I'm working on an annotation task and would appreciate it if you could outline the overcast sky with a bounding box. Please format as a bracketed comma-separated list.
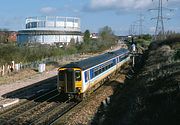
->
[0, 0, 179, 35]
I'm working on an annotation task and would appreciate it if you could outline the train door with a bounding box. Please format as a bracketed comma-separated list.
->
[84, 70, 90, 91]
[65, 69, 75, 93]
[85, 70, 90, 83]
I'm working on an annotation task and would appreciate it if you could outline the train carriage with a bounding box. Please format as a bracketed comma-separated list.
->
[57, 48, 130, 99]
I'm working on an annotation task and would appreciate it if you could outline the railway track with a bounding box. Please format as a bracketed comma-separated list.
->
[0, 74, 81, 125]
[0, 87, 79, 125]
[50, 63, 132, 124]
[0, 65, 131, 125]
[31, 100, 79, 125]
[3, 77, 57, 99]
[0, 89, 61, 124]
[0, 78, 57, 113]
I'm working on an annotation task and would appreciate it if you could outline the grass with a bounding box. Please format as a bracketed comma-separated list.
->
[0, 69, 37, 85]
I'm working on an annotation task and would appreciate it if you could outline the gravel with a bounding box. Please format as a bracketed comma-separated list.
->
[54, 72, 128, 125]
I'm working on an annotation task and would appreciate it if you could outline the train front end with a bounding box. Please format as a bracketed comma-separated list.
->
[57, 68, 82, 97]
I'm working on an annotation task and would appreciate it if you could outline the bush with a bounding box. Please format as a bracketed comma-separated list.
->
[174, 49, 180, 61]
[0, 44, 21, 65]
[0, 44, 67, 65]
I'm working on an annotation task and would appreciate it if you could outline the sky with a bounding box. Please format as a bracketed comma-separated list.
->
[0, 0, 179, 35]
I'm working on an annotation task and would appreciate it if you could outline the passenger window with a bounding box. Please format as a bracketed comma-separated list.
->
[75, 70, 81, 81]
[95, 71, 98, 76]
[102, 67, 105, 72]
[106, 66, 108, 70]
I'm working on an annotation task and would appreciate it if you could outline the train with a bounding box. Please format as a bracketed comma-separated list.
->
[57, 48, 130, 99]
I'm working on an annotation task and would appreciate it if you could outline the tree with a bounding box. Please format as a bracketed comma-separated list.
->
[70, 38, 76, 45]
[99, 26, 113, 40]
[0, 29, 10, 43]
[83, 30, 90, 43]
[98, 26, 117, 46]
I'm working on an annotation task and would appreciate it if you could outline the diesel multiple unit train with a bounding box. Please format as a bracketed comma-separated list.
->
[57, 48, 130, 99]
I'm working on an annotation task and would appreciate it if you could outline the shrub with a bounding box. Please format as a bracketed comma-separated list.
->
[174, 49, 180, 61]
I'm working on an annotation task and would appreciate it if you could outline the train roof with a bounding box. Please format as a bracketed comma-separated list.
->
[61, 48, 129, 70]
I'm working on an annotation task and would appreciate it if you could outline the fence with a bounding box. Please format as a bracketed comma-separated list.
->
[0, 53, 82, 77]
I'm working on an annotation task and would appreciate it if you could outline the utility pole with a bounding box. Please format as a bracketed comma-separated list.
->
[150, 0, 171, 40]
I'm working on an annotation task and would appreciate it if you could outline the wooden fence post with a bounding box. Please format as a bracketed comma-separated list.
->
[2, 65, 5, 76]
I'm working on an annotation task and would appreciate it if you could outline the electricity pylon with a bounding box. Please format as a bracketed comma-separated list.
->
[150, 0, 172, 40]
[129, 23, 138, 36]
[138, 13, 144, 36]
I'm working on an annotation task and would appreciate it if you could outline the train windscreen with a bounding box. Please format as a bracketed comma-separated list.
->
[75, 70, 81, 81]
[59, 70, 65, 81]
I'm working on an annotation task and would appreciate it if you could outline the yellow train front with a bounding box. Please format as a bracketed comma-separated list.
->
[57, 48, 130, 100]
[57, 67, 82, 98]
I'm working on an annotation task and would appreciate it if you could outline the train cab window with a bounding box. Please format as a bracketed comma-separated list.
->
[59, 70, 65, 81]
[75, 70, 81, 81]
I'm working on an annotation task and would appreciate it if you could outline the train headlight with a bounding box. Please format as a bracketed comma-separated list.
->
[76, 87, 81, 94]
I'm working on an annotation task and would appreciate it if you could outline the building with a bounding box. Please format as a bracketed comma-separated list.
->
[17, 16, 83, 45]
[90, 33, 99, 39]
